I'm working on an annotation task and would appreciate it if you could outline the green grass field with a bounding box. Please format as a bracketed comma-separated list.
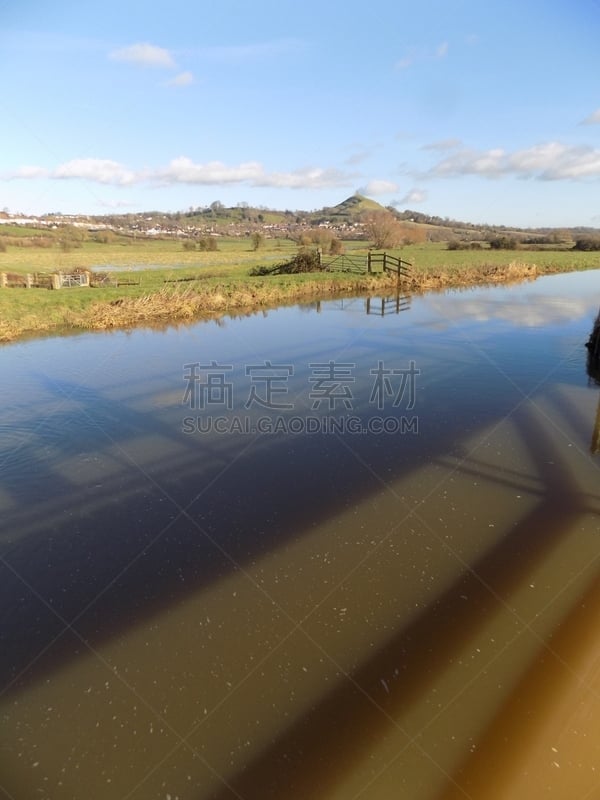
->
[1, 235, 598, 343]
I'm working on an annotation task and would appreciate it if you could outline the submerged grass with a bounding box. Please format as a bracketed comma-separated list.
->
[0, 236, 598, 343]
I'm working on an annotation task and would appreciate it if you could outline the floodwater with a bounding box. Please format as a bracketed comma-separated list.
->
[1, 270, 600, 800]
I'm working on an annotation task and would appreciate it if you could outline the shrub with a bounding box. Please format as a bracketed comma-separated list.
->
[489, 235, 519, 250]
[329, 236, 344, 255]
[198, 236, 218, 251]
[249, 248, 322, 276]
[93, 230, 117, 244]
[573, 237, 600, 251]
[251, 232, 264, 251]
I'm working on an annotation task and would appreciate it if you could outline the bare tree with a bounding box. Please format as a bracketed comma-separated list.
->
[363, 211, 425, 248]
[362, 210, 404, 248]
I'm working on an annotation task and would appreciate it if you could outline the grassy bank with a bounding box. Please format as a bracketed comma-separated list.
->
[1, 236, 598, 343]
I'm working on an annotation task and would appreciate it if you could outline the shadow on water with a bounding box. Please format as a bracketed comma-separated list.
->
[1, 357, 476, 696]
[434, 330, 600, 798]
[207, 398, 600, 800]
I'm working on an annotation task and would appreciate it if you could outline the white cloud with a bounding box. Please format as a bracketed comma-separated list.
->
[256, 167, 354, 190]
[156, 157, 264, 185]
[582, 108, 600, 125]
[165, 71, 194, 87]
[429, 146, 505, 178]
[154, 159, 353, 189]
[2, 156, 355, 191]
[399, 188, 427, 204]
[436, 42, 449, 58]
[426, 141, 600, 181]
[53, 158, 136, 185]
[109, 42, 176, 69]
[4, 165, 49, 180]
[359, 179, 398, 195]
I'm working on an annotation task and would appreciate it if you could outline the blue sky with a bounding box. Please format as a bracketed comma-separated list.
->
[2, 0, 600, 227]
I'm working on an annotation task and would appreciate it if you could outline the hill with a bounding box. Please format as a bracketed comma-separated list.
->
[317, 194, 388, 224]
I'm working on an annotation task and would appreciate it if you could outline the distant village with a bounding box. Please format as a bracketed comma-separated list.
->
[0, 205, 368, 242]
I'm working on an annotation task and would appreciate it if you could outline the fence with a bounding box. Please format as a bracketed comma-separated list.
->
[321, 251, 412, 282]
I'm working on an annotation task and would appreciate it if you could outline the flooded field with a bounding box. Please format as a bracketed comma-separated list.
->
[1, 269, 600, 800]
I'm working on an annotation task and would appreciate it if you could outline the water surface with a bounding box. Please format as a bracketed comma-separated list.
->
[1, 270, 600, 799]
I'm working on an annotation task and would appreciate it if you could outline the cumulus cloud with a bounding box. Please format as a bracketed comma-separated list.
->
[255, 166, 354, 189]
[153, 158, 354, 189]
[165, 71, 194, 87]
[358, 179, 399, 195]
[156, 157, 264, 185]
[2, 156, 356, 191]
[398, 188, 427, 204]
[426, 141, 600, 181]
[582, 108, 600, 125]
[53, 158, 136, 185]
[109, 42, 176, 69]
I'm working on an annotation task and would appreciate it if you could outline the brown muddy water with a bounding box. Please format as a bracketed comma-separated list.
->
[1, 270, 600, 800]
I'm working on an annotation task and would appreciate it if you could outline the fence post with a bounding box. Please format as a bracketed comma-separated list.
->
[367, 251, 372, 273]
[0, 273, 6, 288]
[51, 273, 61, 290]
[26, 273, 33, 288]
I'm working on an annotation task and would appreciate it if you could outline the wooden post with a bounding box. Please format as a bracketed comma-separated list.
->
[0, 273, 6, 288]
[25, 273, 33, 288]
[51, 273, 61, 290]
[367, 250, 372, 274]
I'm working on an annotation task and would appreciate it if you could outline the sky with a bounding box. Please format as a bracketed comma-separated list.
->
[2, 0, 600, 227]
